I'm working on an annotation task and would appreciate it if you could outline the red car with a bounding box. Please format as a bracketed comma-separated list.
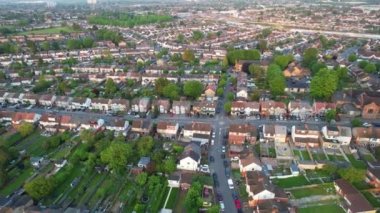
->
[234, 199, 242, 209]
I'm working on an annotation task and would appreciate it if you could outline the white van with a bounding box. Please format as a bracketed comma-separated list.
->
[228, 178, 234, 189]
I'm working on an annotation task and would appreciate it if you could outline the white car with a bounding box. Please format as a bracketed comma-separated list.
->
[231, 156, 239, 161]
[211, 139, 215, 146]
[363, 122, 372, 127]
[219, 201, 225, 211]
[221, 146, 226, 153]
[228, 178, 234, 189]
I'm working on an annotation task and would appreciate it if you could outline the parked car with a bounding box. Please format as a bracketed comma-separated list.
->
[209, 156, 215, 162]
[223, 160, 229, 167]
[228, 178, 234, 189]
[222, 146, 226, 153]
[219, 201, 225, 211]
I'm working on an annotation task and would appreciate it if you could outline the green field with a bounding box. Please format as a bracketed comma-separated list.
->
[273, 176, 311, 188]
[0, 167, 34, 196]
[362, 191, 380, 207]
[19, 26, 81, 35]
[299, 204, 345, 213]
[288, 183, 335, 198]
[165, 188, 179, 209]
[294, 150, 311, 161]
[347, 155, 367, 169]
[328, 154, 346, 162]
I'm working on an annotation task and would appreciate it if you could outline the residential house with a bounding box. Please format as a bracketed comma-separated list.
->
[12, 112, 41, 126]
[313, 102, 337, 116]
[354, 92, 380, 119]
[131, 119, 152, 135]
[152, 99, 170, 114]
[132, 97, 151, 113]
[321, 125, 352, 148]
[231, 101, 260, 117]
[60, 115, 79, 131]
[334, 179, 375, 213]
[291, 124, 320, 148]
[365, 168, 380, 189]
[39, 114, 60, 132]
[0, 111, 14, 123]
[239, 153, 262, 173]
[234, 60, 256, 72]
[6, 92, 22, 104]
[285, 78, 309, 93]
[30, 157, 44, 168]
[283, 63, 310, 78]
[236, 86, 248, 100]
[183, 122, 212, 143]
[71, 97, 91, 110]
[352, 127, 380, 147]
[177, 142, 201, 171]
[138, 157, 151, 168]
[105, 119, 129, 136]
[21, 93, 38, 105]
[172, 100, 191, 115]
[168, 173, 181, 188]
[157, 121, 179, 139]
[110, 99, 129, 112]
[228, 123, 257, 145]
[288, 101, 313, 120]
[245, 171, 287, 207]
[90, 98, 111, 111]
[39, 94, 56, 107]
[204, 84, 217, 101]
[192, 101, 216, 116]
[260, 101, 287, 118]
[55, 96, 72, 109]
[262, 124, 287, 143]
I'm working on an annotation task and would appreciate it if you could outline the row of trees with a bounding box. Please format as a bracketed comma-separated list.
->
[155, 78, 204, 100]
[66, 37, 94, 50]
[88, 13, 173, 28]
[226, 49, 261, 65]
[358, 60, 380, 73]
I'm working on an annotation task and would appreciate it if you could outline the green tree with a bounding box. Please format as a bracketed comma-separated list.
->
[261, 28, 272, 38]
[249, 64, 265, 79]
[351, 118, 363, 127]
[162, 83, 180, 100]
[105, 78, 118, 96]
[226, 49, 261, 65]
[216, 87, 224, 96]
[18, 122, 34, 137]
[155, 78, 170, 96]
[182, 49, 195, 62]
[184, 182, 203, 213]
[184, 80, 203, 99]
[358, 60, 369, 69]
[177, 34, 185, 43]
[348, 54, 357, 62]
[136, 136, 154, 157]
[257, 39, 268, 52]
[338, 167, 365, 183]
[41, 41, 50, 52]
[364, 63, 377, 73]
[82, 37, 94, 48]
[163, 157, 176, 174]
[24, 177, 55, 200]
[302, 48, 318, 69]
[208, 205, 221, 213]
[192, 30, 204, 41]
[310, 68, 338, 100]
[136, 172, 148, 186]
[269, 75, 285, 96]
[311, 62, 327, 75]
[274, 54, 294, 70]
[224, 101, 232, 114]
[325, 109, 336, 122]
[100, 142, 132, 171]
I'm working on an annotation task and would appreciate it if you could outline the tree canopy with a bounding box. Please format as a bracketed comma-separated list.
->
[88, 13, 173, 28]
[136, 136, 154, 157]
[17, 122, 34, 137]
[182, 49, 195, 62]
[184, 80, 203, 99]
[184, 181, 203, 213]
[266, 64, 285, 96]
[100, 142, 132, 171]
[226, 49, 261, 65]
[24, 177, 55, 200]
[274, 54, 294, 70]
[310, 68, 338, 100]
[302, 48, 318, 69]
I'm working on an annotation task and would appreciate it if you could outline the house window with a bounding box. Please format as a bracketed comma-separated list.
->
[368, 109, 374, 114]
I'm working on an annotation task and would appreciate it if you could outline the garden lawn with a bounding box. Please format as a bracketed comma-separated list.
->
[273, 175, 311, 188]
[293, 150, 303, 160]
[347, 155, 367, 169]
[0, 167, 33, 196]
[288, 183, 335, 199]
[165, 187, 179, 209]
[268, 147, 276, 158]
[19, 26, 80, 35]
[298, 204, 345, 213]
[312, 152, 327, 161]
[301, 150, 311, 161]
[362, 191, 380, 207]
[363, 154, 375, 162]
[2, 132, 23, 147]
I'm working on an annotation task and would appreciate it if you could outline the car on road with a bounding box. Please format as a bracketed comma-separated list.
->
[213, 173, 219, 187]
[221, 146, 226, 153]
[219, 201, 225, 211]
[363, 122, 372, 127]
[228, 178, 234, 189]
[225, 168, 230, 177]
[209, 156, 214, 162]
[221, 153, 225, 159]
[234, 199, 242, 210]
[211, 139, 214, 145]
[216, 191, 223, 201]
[223, 160, 229, 167]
